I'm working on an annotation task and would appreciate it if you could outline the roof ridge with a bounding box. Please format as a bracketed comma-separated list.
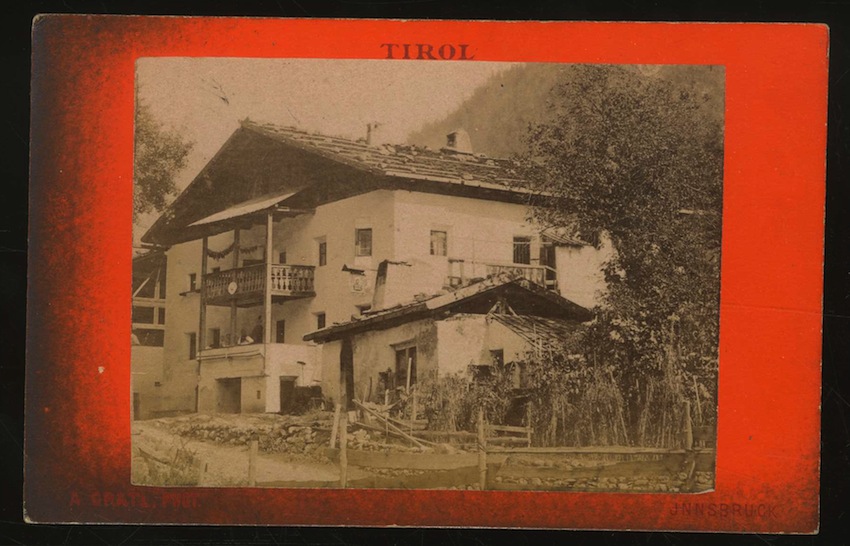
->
[241, 118, 516, 169]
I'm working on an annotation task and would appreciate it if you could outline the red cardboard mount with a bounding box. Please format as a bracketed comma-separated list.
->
[26, 17, 826, 532]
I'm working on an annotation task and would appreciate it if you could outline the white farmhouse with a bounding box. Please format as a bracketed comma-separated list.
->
[138, 120, 610, 415]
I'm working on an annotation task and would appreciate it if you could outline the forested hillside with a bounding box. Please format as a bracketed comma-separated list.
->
[407, 63, 724, 159]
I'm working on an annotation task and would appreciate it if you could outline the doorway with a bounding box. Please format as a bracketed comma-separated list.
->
[540, 243, 557, 289]
[279, 377, 297, 414]
[216, 378, 242, 413]
[394, 345, 417, 392]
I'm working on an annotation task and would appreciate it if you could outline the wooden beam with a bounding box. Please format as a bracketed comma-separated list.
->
[339, 410, 348, 488]
[340, 338, 350, 411]
[486, 446, 695, 455]
[131, 298, 166, 308]
[478, 408, 487, 490]
[248, 436, 258, 486]
[274, 206, 315, 216]
[329, 404, 341, 448]
[199, 236, 208, 352]
[230, 228, 240, 344]
[352, 399, 433, 449]
[132, 275, 153, 299]
[263, 212, 273, 345]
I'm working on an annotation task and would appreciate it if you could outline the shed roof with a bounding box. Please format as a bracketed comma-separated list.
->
[188, 190, 298, 227]
[489, 314, 584, 348]
[303, 273, 592, 343]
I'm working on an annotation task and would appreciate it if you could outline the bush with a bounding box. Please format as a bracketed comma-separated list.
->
[416, 368, 516, 432]
[521, 349, 628, 447]
[134, 447, 200, 486]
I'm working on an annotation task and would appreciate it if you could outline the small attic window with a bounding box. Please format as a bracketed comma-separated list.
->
[445, 129, 473, 154]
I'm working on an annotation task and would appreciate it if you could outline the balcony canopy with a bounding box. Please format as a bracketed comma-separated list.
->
[189, 190, 298, 228]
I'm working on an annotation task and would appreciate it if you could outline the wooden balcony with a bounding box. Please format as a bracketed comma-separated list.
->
[203, 264, 316, 307]
[485, 263, 556, 290]
[447, 259, 557, 291]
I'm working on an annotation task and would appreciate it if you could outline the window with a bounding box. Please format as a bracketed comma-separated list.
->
[157, 307, 166, 325]
[188, 273, 197, 292]
[132, 306, 155, 324]
[275, 320, 286, 343]
[540, 243, 557, 286]
[430, 230, 447, 256]
[490, 349, 504, 367]
[355, 228, 372, 257]
[278, 250, 287, 264]
[470, 365, 493, 383]
[395, 346, 417, 391]
[513, 236, 531, 265]
[316, 313, 326, 329]
[188, 332, 197, 360]
[133, 328, 164, 347]
[318, 240, 327, 266]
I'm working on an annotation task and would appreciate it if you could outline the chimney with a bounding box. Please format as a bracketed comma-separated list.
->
[371, 258, 445, 311]
[443, 128, 473, 154]
[366, 122, 389, 146]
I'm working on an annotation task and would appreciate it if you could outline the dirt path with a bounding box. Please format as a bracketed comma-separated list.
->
[133, 421, 363, 487]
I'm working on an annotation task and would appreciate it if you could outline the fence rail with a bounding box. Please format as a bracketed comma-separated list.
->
[326, 401, 714, 490]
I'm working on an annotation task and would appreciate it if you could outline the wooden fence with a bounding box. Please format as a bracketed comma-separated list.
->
[327, 400, 715, 490]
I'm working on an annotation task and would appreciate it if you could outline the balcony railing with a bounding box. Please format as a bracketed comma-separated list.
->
[485, 263, 552, 287]
[203, 264, 315, 304]
[270, 264, 315, 293]
[448, 259, 557, 291]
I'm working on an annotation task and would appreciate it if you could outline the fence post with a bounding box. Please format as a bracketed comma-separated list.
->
[339, 409, 348, 488]
[248, 435, 258, 486]
[683, 401, 694, 450]
[330, 404, 341, 448]
[478, 407, 487, 490]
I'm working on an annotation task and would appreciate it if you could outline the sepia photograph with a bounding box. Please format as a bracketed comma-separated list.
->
[130, 58, 724, 491]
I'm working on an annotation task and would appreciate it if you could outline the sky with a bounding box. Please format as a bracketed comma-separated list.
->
[134, 58, 517, 244]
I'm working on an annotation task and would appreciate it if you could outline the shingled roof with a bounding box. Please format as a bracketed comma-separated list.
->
[303, 274, 592, 343]
[241, 119, 526, 191]
[143, 120, 542, 246]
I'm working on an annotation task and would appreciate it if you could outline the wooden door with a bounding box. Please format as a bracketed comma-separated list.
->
[279, 377, 296, 414]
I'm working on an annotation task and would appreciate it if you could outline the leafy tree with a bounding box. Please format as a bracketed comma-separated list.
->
[133, 103, 193, 222]
[521, 65, 724, 445]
